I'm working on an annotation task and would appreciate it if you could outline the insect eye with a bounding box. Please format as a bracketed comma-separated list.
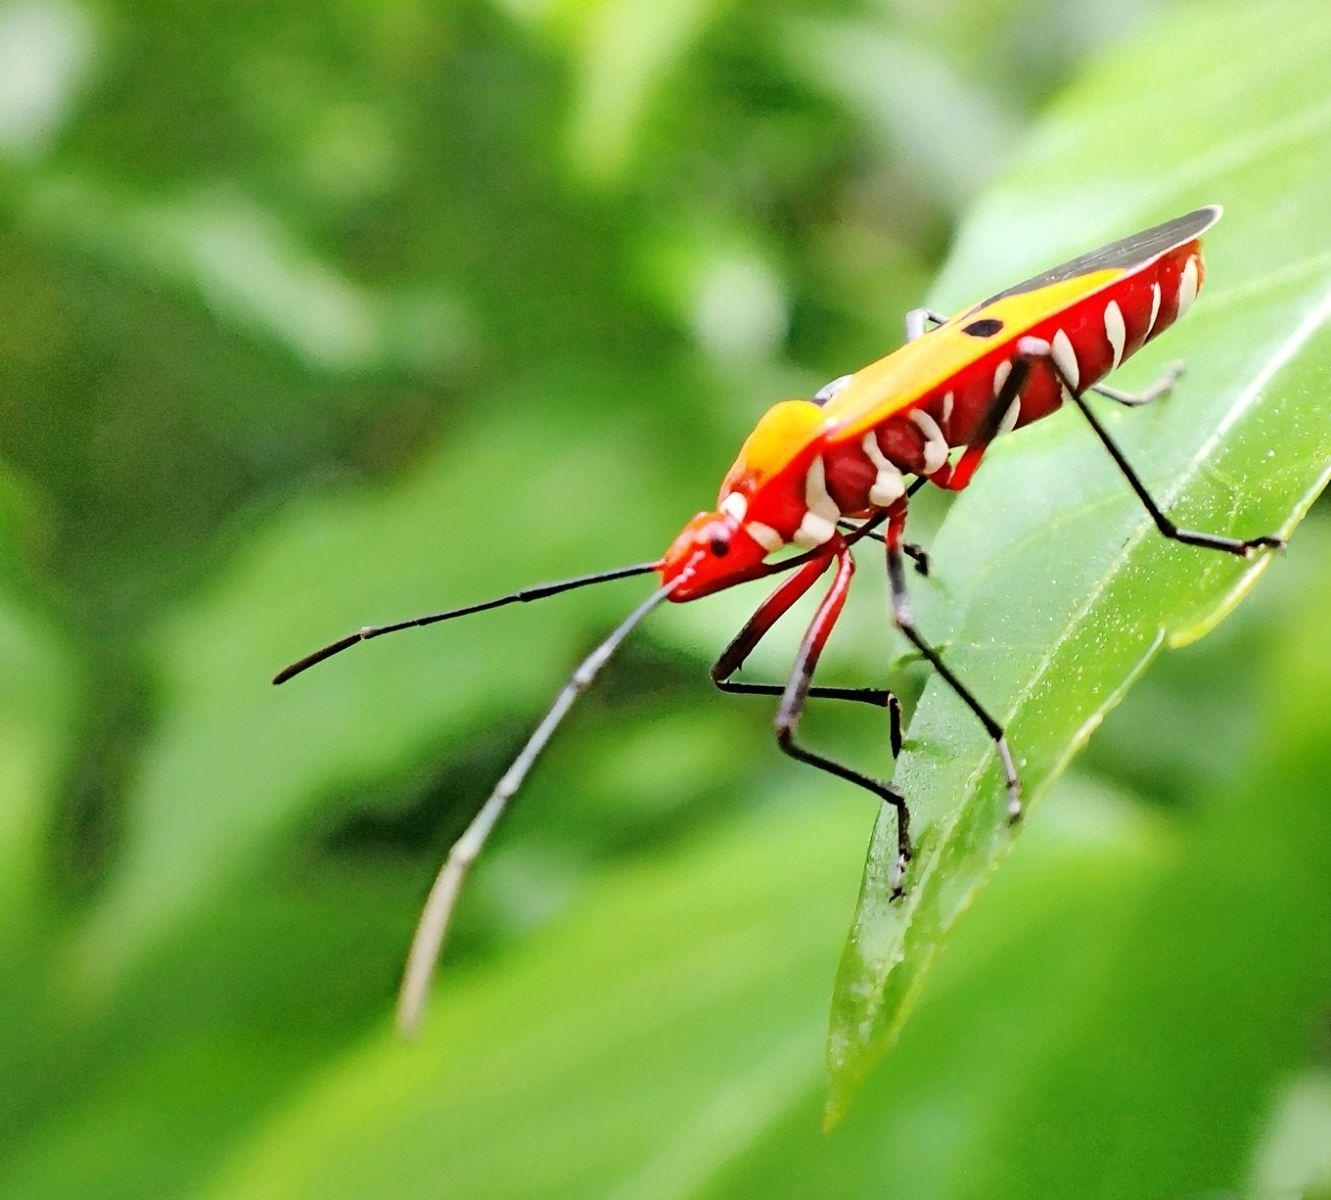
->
[709, 535, 730, 557]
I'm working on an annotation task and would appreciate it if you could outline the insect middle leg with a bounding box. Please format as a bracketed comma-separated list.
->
[712, 551, 903, 755]
[883, 506, 1023, 821]
[904, 306, 948, 342]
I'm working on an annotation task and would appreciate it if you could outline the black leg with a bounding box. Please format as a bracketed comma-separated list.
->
[772, 548, 912, 892]
[711, 550, 904, 756]
[941, 349, 1039, 491]
[1065, 388, 1285, 557]
[902, 541, 930, 577]
[836, 521, 930, 576]
[885, 539, 1022, 821]
[720, 679, 904, 758]
[962, 335, 1281, 558]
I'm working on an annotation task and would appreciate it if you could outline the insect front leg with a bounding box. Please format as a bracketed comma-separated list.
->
[769, 544, 913, 893]
[884, 507, 1022, 822]
[712, 550, 903, 753]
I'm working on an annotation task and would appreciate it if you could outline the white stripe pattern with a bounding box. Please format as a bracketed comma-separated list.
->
[746, 521, 783, 553]
[1146, 282, 1162, 336]
[720, 492, 747, 521]
[1051, 328, 1080, 389]
[1177, 257, 1199, 318]
[861, 432, 905, 506]
[910, 409, 950, 473]
[793, 455, 840, 548]
[1104, 300, 1126, 370]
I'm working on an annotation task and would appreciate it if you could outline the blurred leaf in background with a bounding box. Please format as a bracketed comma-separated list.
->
[0, 0, 1327, 1198]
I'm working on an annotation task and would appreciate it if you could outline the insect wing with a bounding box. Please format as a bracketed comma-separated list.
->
[821, 206, 1222, 445]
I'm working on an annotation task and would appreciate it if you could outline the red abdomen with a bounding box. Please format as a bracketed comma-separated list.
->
[823, 241, 1203, 514]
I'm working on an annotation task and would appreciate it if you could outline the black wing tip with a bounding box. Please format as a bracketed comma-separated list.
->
[980, 202, 1227, 308]
[1164, 203, 1223, 241]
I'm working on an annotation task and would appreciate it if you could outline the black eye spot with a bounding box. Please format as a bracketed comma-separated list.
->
[709, 536, 730, 557]
[962, 317, 1004, 337]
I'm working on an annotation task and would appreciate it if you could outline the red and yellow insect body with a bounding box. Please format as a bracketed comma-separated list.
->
[663, 208, 1216, 600]
[277, 205, 1283, 1035]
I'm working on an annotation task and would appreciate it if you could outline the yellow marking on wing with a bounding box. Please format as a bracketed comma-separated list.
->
[822, 269, 1122, 444]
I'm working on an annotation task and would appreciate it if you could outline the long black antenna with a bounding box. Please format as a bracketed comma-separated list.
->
[396, 578, 679, 1036]
[272, 561, 660, 685]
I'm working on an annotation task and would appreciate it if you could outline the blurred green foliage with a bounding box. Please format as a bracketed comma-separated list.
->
[0, 0, 1328, 1198]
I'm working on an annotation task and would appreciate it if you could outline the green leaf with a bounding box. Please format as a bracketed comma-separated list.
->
[191, 798, 869, 1200]
[0, 485, 79, 1138]
[827, 0, 1331, 1119]
[702, 533, 1331, 1200]
[932, 530, 1331, 1197]
[0, 477, 75, 936]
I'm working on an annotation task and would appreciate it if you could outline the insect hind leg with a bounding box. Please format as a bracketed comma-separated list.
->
[1053, 356, 1284, 557]
[835, 520, 930, 575]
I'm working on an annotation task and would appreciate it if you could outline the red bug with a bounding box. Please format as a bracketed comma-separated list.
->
[276, 205, 1283, 1033]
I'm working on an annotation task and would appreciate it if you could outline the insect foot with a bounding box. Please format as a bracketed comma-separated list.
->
[888, 850, 911, 901]
[1240, 534, 1286, 557]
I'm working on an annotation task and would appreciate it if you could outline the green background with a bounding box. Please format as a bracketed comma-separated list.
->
[1, 0, 1329, 1197]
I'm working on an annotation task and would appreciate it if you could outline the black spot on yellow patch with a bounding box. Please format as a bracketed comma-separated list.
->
[962, 317, 1004, 337]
